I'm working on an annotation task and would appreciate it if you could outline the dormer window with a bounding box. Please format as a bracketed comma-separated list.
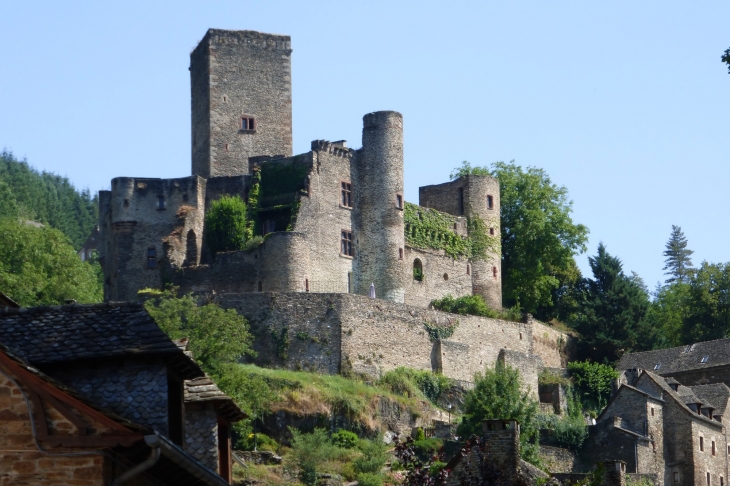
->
[654, 363, 661, 371]
[685, 345, 692, 353]
[241, 117, 255, 131]
[701, 356, 709, 364]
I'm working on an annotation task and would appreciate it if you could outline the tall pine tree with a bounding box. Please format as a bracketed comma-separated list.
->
[663, 225, 694, 284]
[571, 243, 649, 363]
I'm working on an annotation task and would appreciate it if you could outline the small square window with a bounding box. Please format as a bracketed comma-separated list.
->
[341, 230, 354, 257]
[341, 182, 352, 208]
[487, 195, 494, 209]
[241, 117, 255, 130]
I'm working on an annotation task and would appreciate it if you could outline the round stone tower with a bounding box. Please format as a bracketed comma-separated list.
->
[463, 175, 502, 310]
[354, 111, 405, 303]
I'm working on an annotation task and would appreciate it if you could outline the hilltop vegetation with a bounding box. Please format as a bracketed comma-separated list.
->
[0, 150, 97, 249]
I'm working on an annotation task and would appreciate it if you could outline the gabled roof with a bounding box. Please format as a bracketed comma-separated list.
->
[617, 339, 730, 375]
[690, 383, 730, 417]
[0, 302, 203, 379]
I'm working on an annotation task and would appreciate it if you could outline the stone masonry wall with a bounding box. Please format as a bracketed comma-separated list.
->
[100, 175, 205, 301]
[531, 320, 574, 368]
[191, 29, 293, 179]
[218, 292, 564, 392]
[0, 370, 107, 485]
[184, 407, 219, 473]
[293, 144, 354, 294]
[50, 364, 170, 436]
[403, 246, 473, 308]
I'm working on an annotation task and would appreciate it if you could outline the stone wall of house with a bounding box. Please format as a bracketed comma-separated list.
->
[0, 370, 108, 485]
[690, 419, 727, 486]
[184, 407, 219, 473]
[50, 364, 170, 436]
[190, 29, 293, 179]
[668, 368, 730, 390]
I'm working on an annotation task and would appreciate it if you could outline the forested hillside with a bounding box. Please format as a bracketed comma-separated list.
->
[0, 150, 97, 249]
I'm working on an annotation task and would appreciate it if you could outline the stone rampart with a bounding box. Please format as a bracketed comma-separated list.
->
[216, 292, 566, 391]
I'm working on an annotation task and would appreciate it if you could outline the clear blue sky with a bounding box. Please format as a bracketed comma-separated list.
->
[2, 1, 729, 290]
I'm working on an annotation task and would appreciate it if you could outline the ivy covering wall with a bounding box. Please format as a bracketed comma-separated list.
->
[404, 202, 495, 261]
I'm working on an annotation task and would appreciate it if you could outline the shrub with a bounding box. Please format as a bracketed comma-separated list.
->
[353, 438, 388, 475]
[331, 430, 359, 449]
[414, 427, 425, 441]
[379, 367, 452, 404]
[288, 427, 336, 486]
[429, 461, 447, 477]
[430, 294, 522, 322]
[242, 235, 264, 251]
[204, 195, 248, 255]
[356, 472, 383, 486]
[413, 438, 443, 456]
[567, 360, 619, 411]
[237, 432, 278, 452]
[552, 416, 588, 450]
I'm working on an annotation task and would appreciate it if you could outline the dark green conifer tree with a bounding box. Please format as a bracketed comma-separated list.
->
[663, 225, 694, 284]
[571, 243, 649, 363]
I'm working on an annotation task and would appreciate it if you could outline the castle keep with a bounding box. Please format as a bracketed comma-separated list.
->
[98, 28, 502, 310]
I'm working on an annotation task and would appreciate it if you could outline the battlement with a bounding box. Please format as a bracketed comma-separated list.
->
[310, 140, 354, 159]
[199, 29, 292, 52]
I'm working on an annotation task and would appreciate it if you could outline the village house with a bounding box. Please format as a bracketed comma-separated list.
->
[0, 302, 244, 485]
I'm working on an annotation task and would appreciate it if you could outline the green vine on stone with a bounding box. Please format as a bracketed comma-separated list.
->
[245, 168, 261, 241]
[423, 320, 459, 341]
[403, 202, 497, 261]
[270, 326, 290, 360]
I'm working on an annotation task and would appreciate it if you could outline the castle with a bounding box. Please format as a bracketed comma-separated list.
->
[97, 28, 502, 310]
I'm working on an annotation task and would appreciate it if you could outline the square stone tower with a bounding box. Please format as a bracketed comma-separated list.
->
[190, 29, 293, 178]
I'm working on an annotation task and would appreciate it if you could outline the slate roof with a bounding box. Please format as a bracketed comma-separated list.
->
[690, 383, 730, 416]
[617, 338, 730, 375]
[0, 302, 203, 379]
[0, 292, 19, 308]
[184, 376, 246, 422]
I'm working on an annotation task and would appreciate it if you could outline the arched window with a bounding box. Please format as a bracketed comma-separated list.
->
[185, 230, 198, 267]
[413, 258, 423, 282]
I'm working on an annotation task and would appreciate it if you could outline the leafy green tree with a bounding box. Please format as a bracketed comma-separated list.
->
[288, 428, 337, 486]
[567, 360, 619, 411]
[722, 47, 730, 73]
[204, 195, 248, 255]
[353, 438, 388, 485]
[0, 179, 19, 218]
[635, 282, 690, 350]
[663, 225, 694, 284]
[457, 361, 540, 464]
[451, 161, 589, 316]
[0, 218, 102, 306]
[681, 262, 730, 343]
[143, 287, 255, 372]
[0, 151, 98, 249]
[571, 244, 649, 363]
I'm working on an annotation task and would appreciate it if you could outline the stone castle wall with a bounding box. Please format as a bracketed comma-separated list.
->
[402, 246, 473, 308]
[216, 292, 569, 392]
[191, 29, 293, 178]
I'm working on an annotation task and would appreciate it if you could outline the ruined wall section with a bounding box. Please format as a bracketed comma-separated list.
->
[354, 111, 405, 302]
[100, 176, 205, 301]
[190, 29, 293, 178]
[403, 246, 473, 308]
[419, 175, 502, 309]
[531, 319, 574, 368]
[292, 142, 354, 293]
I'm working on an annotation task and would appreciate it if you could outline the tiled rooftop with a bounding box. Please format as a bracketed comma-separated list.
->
[617, 338, 730, 375]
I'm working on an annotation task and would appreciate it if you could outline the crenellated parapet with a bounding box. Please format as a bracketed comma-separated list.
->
[310, 140, 354, 159]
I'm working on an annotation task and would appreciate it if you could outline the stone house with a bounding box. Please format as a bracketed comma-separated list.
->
[98, 28, 502, 311]
[617, 338, 730, 389]
[0, 302, 244, 484]
[581, 369, 730, 486]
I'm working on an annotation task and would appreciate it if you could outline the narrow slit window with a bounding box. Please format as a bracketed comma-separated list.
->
[492, 266, 498, 279]
[489, 227, 495, 236]
[487, 195, 494, 209]
[341, 230, 354, 257]
[305, 279, 310, 292]
[147, 247, 157, 269]
[399, 248, 403, 260]
[674, 472, 679, 483]
[466, 264, 471, 276]
[700, 436, 704, 451]
[157, 196, 166, 210]
[341, 182, 352, 208]
[396, 194, 403, 209]
[713, 441, 716, 455]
